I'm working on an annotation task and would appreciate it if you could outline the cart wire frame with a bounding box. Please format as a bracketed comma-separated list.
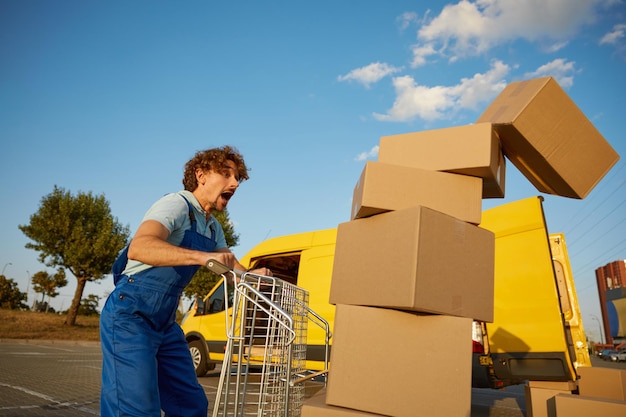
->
[206, 260, 331, 417]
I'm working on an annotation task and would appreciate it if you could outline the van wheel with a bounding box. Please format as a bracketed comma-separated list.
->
[189, 340, 215, 377]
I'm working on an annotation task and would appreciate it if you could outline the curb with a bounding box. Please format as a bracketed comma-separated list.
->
[0, 338, 101, 347]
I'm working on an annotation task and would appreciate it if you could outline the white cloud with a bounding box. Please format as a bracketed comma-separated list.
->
[397, 11, 419, 31]
[337, 62, 402, 89]
[600, 23, 626, 45]
[450, 60, 511, 108]
[355, 145, 379, 161]
[373, 60, 510, 122]
[413, 0, 606, 62]
[410, 43, 438, 67]
[524, 58, 578, 87]
[373, 76, 454, 122]
[339, 1, 612, 123]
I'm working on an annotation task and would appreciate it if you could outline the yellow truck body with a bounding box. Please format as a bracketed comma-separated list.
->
[181, 196, 591, 386]
[476, 196, 591, 387]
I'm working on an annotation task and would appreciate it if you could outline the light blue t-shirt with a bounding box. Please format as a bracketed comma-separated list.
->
[123, 190, 227, 276]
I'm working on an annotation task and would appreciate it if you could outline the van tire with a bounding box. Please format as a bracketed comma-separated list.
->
[189, 339, 215, 377]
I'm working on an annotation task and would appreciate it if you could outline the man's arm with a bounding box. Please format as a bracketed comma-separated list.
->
[128, 220, 237, 268]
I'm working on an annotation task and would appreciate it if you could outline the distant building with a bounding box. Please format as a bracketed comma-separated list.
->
[595, 259, 626, 345]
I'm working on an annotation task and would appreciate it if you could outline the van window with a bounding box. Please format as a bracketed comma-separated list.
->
[202, 253, 301, 315]
[249, 253, 301, 285]
[206, 282, 232, 314]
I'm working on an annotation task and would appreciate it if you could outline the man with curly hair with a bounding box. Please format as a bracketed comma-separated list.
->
[100, 146, 269, 417]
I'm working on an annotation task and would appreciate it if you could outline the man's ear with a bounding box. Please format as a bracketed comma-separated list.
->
[195, 168, 206, 185]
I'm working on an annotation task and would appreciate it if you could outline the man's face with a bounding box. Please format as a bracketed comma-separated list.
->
[196, 160, 240, 212]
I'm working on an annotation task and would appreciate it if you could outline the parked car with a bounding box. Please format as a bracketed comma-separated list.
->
[601, 349, 618, 360]
[609, 350, 626, 362]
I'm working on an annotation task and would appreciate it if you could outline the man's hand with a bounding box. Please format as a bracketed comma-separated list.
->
[248, 267, 272, 276]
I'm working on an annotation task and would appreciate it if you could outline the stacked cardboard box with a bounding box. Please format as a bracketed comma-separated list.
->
[302, 76, 619, 416]
[377, 122, 505, 199]
[548, 393, 626, 417]
[524, 368, 626, 417]
[525, 381, 577, 417]
[322, 119, 500, 417]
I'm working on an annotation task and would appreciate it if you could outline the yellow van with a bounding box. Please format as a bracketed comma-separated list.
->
[181, 196, 591, 388]
[181, 228, 337, 375]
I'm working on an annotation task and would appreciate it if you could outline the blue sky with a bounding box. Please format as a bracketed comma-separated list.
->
[1, 1, 625, 341]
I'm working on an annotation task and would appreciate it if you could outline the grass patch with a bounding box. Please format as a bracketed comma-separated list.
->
[0, 309, 100, 341]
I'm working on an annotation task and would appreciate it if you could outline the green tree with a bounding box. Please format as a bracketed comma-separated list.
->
[78, 294, 100, 316]
[0, 275, 28, 309]
[19, 186, 130, 326]
[183, 209, 240, 300]
[31, 269, 68, 313]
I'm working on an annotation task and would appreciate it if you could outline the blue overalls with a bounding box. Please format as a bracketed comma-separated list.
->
[100, 196, 214, 417]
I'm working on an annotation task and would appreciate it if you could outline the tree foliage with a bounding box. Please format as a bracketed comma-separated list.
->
[78, 294, 100, 316]
[0, 275, 28, 309]
[31, 269, 68, 313]
[19, 186, 130, 325]
[183, 209, 240, 299]
[214, 210, 239, 248]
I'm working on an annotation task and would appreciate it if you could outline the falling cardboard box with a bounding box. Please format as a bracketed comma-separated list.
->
[378, 122, 506, 198]
[330, 205, 495, 322]
[351, 161, 483, 224]
[477, 76, 619, 199]
[325, 305, 473, 417]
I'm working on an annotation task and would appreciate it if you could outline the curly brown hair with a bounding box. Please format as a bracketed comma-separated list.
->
[182, 146, 250, 191]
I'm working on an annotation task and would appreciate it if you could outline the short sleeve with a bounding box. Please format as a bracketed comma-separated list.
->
[142, 193, 190, 244]
[210, 216, 228, 250]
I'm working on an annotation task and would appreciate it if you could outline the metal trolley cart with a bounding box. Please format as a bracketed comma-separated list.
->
[206, 260, 331, 417]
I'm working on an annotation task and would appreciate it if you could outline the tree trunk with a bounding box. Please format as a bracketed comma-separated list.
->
[64, 277, 88, 326]
[37, 292, 46, 312]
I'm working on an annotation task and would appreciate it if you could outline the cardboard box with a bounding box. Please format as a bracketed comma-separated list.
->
[378, 122, 505, 198]
[547, 393, 626, 417]
[330, 205, 495, 322]
[528, 380, 577, 391]
[351, 161, 483, 224]
[477, 76, 619, 199]
[577, 366, 626, 401]
[301, 388, 385, 416]
[525, 384, 574, 417]
[325, 305, 473, 417]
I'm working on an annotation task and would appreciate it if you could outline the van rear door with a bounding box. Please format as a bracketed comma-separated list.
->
[479, 196, 591, 384]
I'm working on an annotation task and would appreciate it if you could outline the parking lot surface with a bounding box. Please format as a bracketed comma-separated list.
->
[4, 339, 621, 416]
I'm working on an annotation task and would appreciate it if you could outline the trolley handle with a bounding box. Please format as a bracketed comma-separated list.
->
[205, 259, 241, 277]
[205, 258, 241, 314]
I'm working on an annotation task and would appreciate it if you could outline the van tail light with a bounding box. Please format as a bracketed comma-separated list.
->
[472, 321, 487, 354]
[472, 340, 485, 354]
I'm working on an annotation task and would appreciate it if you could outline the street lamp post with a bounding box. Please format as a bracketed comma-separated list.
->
[26, 270, 31, 307]
[2, 262, 12, 276]
[590, 314, 605, 345]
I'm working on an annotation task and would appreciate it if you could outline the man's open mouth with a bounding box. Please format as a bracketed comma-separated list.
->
[221, 191, 234, 201]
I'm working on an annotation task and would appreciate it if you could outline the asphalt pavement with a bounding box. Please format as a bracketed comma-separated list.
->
[1, 339, 622, 417]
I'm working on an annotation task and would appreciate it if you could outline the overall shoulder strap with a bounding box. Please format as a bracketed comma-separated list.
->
[179, 194, 197, 228]
[179, 193, 216, 241]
